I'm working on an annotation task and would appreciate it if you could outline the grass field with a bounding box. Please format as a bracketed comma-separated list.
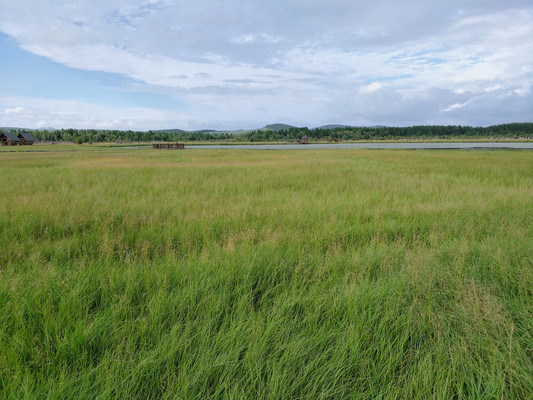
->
[1, 148, 532, 399]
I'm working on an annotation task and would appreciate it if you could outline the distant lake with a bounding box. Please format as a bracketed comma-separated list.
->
[184, 142, 533, 150]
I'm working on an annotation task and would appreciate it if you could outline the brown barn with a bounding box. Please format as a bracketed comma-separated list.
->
[17, 132, 36, 145]
[0, 131, 21, 146]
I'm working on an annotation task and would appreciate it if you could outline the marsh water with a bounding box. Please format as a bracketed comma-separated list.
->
[184, 142, 533, 150]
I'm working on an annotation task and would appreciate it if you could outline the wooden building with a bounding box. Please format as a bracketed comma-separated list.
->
[0, 131, 21, 146]
[17, 132, 36, 145]
[299, 135, 309, 144]
[153, 142, 185, 149]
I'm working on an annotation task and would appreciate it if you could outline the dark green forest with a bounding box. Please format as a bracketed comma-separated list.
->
[3, 123, 533, 143]
[242, 123, 533, 142]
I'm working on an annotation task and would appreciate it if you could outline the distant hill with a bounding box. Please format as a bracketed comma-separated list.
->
[153, 129, 187, 133]
[317, 124, 354, 130]
[263, 123, 298, 131]
[194, 129, 218, 133]
[317, 124, 389, 129]
[154, 128, 232, 135]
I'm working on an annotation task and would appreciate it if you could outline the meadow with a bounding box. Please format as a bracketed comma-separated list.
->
[0, 148, 532, 399]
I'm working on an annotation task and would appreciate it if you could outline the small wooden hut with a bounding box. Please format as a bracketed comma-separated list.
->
[17, 132, 36, 145]
[299, 135, 309, 144]
[0, 131, 21, 146]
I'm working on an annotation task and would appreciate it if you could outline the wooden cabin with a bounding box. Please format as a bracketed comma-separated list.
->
[0, 131, 21, 146]
[299, 135, 309, 144]
[17, 132, 36, 145]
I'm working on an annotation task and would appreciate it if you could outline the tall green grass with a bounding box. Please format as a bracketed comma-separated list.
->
[1, 149, 532, 399]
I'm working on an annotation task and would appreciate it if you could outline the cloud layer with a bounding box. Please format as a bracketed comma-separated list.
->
[1, 0, 532, 129]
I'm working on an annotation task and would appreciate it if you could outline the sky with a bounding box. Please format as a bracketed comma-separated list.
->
[0, 0, 532, 131]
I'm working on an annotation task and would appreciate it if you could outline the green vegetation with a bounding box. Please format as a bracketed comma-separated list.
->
[242, 123, 533, 142]
[1, 148, 532, 399]
[2, 122, 533, 144]
[262, 123, 298, 131]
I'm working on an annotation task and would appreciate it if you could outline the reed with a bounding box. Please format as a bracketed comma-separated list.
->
[1, 148, 532, 399]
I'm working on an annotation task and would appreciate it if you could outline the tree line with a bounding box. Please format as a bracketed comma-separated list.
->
[16, 129, 230, 143]
[240, 123, 533, 142]
[4, 123, 532, 143]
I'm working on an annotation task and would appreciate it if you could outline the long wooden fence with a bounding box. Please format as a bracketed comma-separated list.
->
[153, 142, 185, 149]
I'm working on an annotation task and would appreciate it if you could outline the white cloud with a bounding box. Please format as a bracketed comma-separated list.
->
[444, 102, 470, 112]
[360, 82, 384, 94]
[0, 0, 532, 128]
[261, 34, 286, 43]
[0, 96, 196, 130]
[17, 41, 312, 91]
[4, 106, 26, 115]
[231, 34, 255, 44]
